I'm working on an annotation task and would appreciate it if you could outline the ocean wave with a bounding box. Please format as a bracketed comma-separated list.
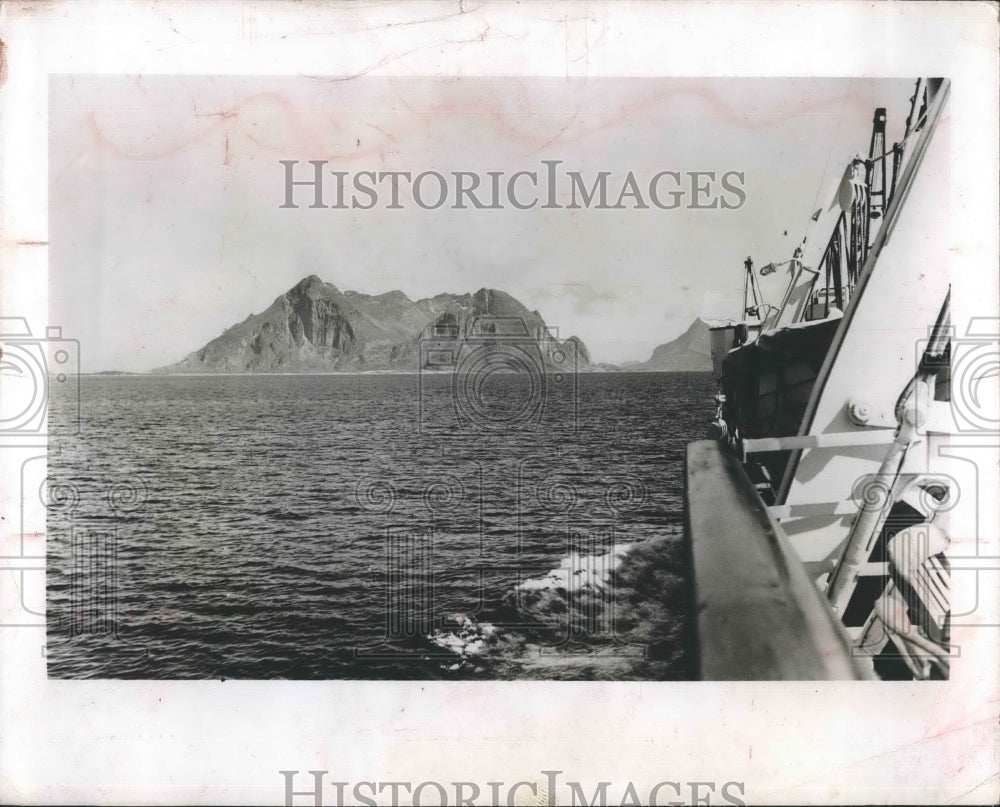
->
[429, 536, 689, 679]
[260, 508, 313, 521]
[429, 615, 501, 670]
[517, 542, 634, 593]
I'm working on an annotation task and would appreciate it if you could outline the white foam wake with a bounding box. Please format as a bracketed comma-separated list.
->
[430, 614, 500, 669]
[517, 543, 635, 594]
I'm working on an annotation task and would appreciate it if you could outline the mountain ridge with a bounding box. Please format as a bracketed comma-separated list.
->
[622, 317, 712, 371]
[155, 276, 598, 375]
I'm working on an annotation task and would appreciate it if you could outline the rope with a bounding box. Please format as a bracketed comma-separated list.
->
[797, 95, 929, 252]
[805, 79, 853, 228]
[866, 110, 928, 164]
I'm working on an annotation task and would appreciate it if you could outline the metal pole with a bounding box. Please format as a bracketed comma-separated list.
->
[826, 289, 951, 613]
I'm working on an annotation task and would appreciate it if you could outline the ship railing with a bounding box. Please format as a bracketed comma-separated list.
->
[685, 439, 873, 679]
[796, 80, 933, 325]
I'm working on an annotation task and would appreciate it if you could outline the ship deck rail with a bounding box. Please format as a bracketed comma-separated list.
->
[685, 439, 872, 680]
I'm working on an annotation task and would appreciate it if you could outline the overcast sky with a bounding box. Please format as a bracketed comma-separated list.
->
[50, 75, 916, 372]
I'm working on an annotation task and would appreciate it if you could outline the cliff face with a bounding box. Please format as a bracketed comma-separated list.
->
[158, 276, 593, 374]
[166, 276, 361, 373]
[624, 318, 712, 371]
[563, 336, 592, 365]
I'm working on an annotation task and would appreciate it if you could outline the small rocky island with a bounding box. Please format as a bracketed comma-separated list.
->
[621, 318, 712, 372]
[155, 276, 594, 374]
[154, 275, 713, 374]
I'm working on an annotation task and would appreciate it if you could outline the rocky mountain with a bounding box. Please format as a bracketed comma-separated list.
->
[156, 276, 594, 374]
[623, 318, 712, 371]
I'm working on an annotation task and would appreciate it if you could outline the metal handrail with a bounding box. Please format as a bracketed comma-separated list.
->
[685, 440, 873, 680]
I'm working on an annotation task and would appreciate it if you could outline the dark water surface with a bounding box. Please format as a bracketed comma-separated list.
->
[47, 372, 714, 679]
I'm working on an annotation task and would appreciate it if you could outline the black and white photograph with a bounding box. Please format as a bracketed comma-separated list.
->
[1, 2, 997, 805]
[41, 73, 956, 683]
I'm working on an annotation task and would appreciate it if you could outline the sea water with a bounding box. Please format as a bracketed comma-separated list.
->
[45, 372, 713, 680]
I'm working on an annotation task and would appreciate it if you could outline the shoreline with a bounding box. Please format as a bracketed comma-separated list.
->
[79, 368, 711, 378]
